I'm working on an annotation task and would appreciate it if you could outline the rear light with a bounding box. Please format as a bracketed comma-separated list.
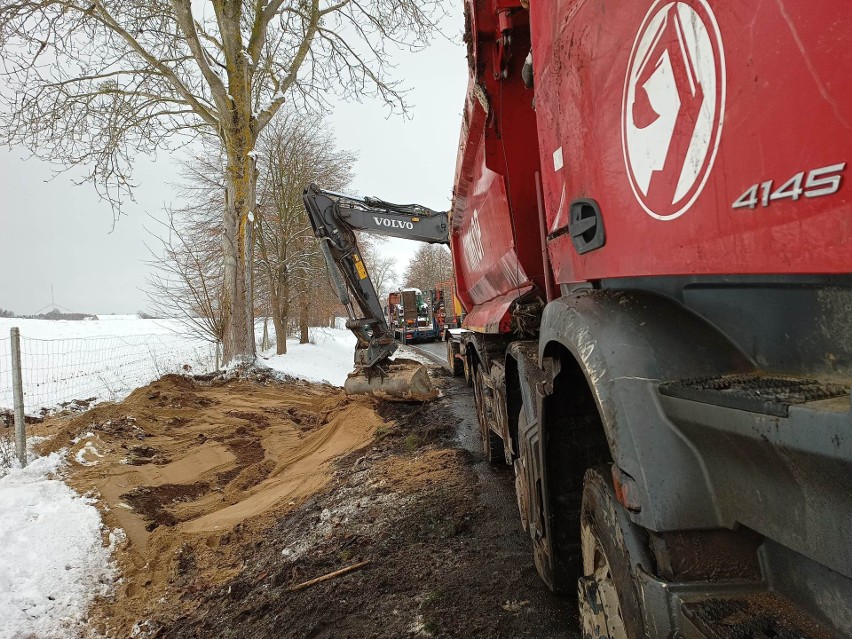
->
[406, 333, 413, 339]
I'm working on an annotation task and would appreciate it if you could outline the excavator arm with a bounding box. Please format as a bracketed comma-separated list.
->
[302, 184, 449, 398]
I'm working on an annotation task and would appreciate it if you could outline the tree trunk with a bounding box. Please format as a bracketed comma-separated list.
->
[266, 270, 289, 355]
[299, 291, 310, 344]
[261, 317, 271, 351]
[221, 146, 258, 365]
[273, 312, 287, 354]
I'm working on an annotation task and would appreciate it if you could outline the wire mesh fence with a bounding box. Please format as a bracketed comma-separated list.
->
[0, 329, 217, 469]
[0, 317, 347, 469]
[1, 334, 217, 414]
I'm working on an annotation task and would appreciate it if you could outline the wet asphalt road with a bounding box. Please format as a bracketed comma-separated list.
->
[403, 340, 448, 367]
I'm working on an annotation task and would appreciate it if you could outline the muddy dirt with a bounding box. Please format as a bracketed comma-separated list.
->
[39, 368, 577, 638]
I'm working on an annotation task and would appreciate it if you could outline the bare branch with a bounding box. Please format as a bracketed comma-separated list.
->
[0, 0, 447, 362]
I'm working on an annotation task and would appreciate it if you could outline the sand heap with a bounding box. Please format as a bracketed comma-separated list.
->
[38, 373, 381, 637]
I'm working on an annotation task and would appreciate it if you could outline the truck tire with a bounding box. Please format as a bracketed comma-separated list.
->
[474, 368, 504, 463]
[447, 339, 464, 377]
[578, 465, 646, 639]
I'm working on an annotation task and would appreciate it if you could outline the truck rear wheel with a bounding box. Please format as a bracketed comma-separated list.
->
[578, 465, 645, 639]
[474, 368, 504, 463]
[447, 339, 464, 376]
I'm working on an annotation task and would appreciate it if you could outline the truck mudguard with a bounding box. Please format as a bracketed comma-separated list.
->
[537, 289, 752, 532]
[538, 290, 852, 591]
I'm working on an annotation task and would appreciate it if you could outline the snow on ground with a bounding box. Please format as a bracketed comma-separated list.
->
[0, 316, 190, 341]
[261, 327, 438, 387]
[94, 314, 144, 321]
[262, 328, 357, 387]
[0, 452, 115, 639]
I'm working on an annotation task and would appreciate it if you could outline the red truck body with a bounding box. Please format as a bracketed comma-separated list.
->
[448, 1, 852, 635]
[451, 5, 544, 332]
[451, 0, 851, 331]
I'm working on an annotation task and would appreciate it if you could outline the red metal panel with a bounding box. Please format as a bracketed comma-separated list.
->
[462, 285, 534, 333]
[454, 139, 529, 306]
[531, 0, 852, 283]
[450, 0, 545, 333]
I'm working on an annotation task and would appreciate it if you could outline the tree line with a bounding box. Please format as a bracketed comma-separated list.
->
[145, 109, 453, 355]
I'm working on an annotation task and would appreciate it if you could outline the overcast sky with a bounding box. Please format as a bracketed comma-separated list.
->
[0, 8, 467, 315]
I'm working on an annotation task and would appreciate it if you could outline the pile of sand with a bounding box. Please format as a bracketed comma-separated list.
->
[37, 374, 382, 637]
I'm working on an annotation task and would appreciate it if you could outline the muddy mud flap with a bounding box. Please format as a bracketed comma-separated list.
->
[447, 338, 464, 376]
[513, 343, 566, 591]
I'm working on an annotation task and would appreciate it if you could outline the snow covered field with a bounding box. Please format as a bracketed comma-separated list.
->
[0, 317, 216, 415]
[0, 318, 361, 416]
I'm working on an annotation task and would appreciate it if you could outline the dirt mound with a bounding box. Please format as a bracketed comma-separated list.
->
[36, 374, 381, 638]
[153, 379, 574, 638]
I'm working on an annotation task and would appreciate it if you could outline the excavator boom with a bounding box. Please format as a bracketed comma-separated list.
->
[302, 184, 449, 399]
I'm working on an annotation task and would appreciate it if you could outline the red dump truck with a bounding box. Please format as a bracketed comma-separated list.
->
[446, 1, 852, 636]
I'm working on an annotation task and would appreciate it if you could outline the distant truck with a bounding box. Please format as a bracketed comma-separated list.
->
[387, 286, 464, 344]
[433, 280, 465, 332]
[386, 289, 439, 343]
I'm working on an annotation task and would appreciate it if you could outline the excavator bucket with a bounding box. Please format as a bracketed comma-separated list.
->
[343, 359, 437, 401]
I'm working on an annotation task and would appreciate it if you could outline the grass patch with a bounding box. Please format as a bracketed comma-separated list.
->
[422, 587, 447, 608]
[403, 433, 421, 453]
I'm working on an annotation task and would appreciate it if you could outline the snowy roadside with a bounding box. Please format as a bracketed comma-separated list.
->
[0, 451, 117, 639]
[259, 327, 435, 387]
[259, 328, 357, 387]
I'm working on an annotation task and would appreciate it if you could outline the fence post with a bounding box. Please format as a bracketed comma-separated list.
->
[10, 327, 26, 468]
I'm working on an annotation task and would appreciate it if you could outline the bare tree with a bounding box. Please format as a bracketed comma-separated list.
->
[0, 0, 444, 364]
[360, 238, 398, 301]
[145, 138, 226, 343]
[146, 110, 350, 353]
[145, 205, 225, 344]
[254, 110, 354, 353]
[402, 244, 452, 292]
